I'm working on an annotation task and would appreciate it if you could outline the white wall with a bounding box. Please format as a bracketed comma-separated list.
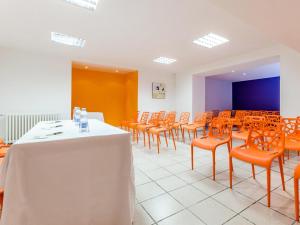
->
[205, 78, 232, 111]
[280, 46, 300, 117]
[175, 72, 193, 116]
[138, 69, 176, 112]
[192, 75, 205, 117]
[0, 48, 72, 118]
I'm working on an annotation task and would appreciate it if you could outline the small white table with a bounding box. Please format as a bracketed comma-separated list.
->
[0, 120, 135, 225]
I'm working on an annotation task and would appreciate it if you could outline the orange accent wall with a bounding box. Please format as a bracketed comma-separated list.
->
[72, 68, 138, 126]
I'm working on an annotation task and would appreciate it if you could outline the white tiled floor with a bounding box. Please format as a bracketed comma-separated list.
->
[133, 136, 300, 225]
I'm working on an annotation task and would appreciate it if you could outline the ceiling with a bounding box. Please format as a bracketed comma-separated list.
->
[210, 0, 300, 52]
[0, 0, 277, 73]
[205, 57, 280, 82]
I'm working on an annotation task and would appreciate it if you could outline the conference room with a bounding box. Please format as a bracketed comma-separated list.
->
[1, 0, 300, 225]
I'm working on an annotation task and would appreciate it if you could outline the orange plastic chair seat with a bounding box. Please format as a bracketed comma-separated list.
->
[232, 130, 249, 140]
[230, 147, 280, 167]
[182, 123, 205, 130]
[285, 137, 300, 151]
[136, 124, 156, 131]
[192, 136, 230, 150]
[0, 147, 8, 158]
[149, 127, 167, 134]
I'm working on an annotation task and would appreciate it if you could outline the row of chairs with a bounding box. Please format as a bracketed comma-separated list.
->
[191, 115, 300, 221]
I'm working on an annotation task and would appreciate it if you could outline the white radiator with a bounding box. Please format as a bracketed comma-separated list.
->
[0, 114, 62, 143]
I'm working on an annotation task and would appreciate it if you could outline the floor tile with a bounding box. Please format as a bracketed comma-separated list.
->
[240, 202, 294, 225]
[233, 179, 268, 201]
[156, 175, 186, 192]
[135, 171, 152, 186]
[224, 215, 254, 225]
[175, 170, 206, 184]
[189, 198, 236, 225]
[213, 189, 254, 213]
[158, 210, 205, 225]
[165, 163, 190, 174]
[170, 185, 208, 207]
[133, 205, 155, 225]
[192, 178, 227, 196]
[145, 168, 172, 180]
[142, 194, 184, 222]
[136, 182, 166, 202]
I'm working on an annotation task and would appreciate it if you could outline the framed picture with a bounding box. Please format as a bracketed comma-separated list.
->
[152, 82, 166, 99]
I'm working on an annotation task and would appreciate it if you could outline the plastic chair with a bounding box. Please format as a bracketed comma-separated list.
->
[136, 112, 160, 146]
[121, 111, 139, 131]
[128, 112, 149, 141]
[148, 112, 176, 154]
[229, 122, 285, 207]
[191, 118, 232, 180]
[0, 138, 11, 158]
[232, 116, 265, 144]
[172, 112, 190, 140]
[181, 112, 207, 143]
[283, 117, 300, 160]
[231, 110, 248, 128]
[218, 110, 232, 119]
[294, 164, 300, 221]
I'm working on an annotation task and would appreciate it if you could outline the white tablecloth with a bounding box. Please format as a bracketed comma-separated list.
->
[0, 120, 135, 225]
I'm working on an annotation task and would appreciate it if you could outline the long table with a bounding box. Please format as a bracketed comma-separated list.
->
[0, 119, 135, 225]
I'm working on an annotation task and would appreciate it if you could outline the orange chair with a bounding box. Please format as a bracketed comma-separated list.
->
[218, 110, 232, 119]
[158, 111, 166, 122]
[181, 112, 207, 143]
[136, 112, 160, 146]
[231, 116, 265, 144]
[0, 138, 10, 158]
[229, 122, 285, 207]
[148, 112, 176, 153]
[120, 111, 139, 131]
[0, 188, 3, 209]
[294, 164, 300, 221]
[128, 112, 149, 141]
[191, 118, 232, 180]
[231, 110, 248, 128]
[283, 117, 300, 160]
[205, 111, 213, 126]
[172, 112, 190, 140]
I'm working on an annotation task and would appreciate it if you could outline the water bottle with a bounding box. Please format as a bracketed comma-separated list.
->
[74, 107, 81, 126]
[73, 107, 79, 122]
[79, 108, 89, 132]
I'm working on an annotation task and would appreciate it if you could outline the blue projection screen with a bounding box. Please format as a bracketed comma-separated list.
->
[232, 77, 280, 111]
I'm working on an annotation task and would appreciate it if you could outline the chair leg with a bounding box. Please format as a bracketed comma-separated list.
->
[212, 150, 216, 180]
[182, 128, 185, 143]
[143, 131, 146, 146]
[136, 129, 139, 144]
[164, 131, 168, 147]
[267, 168, 271, 207]
[229, 156, 233, 188]
[148, 132, 151, 149]
[252, 164, 256, 179]
[202, 127, 206, 136]
[288, 150, 290, 160]
[157, 134, 160, 154]
[188, 130, 191, 142]
[295, 176, 299, 221]
[191, 144, 194, 170]
[278, 156, 285, 191]
[171, 129, 176, 150]
[194, 129, 197, 138]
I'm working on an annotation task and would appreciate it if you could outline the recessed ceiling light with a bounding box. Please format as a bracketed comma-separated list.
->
[51, 32, 86, 48]
[193, 33, 229, 48]
[153, 57, 176, 65]
[64, 0, 98, 10]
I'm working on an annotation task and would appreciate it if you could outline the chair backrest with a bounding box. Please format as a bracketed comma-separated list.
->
[158, 111, 166, 121]
[250, 111, 263, 116]
[139, 112, 150, 124]
[283, 117, 300, 136]
[148, 112, 160, 126]
[87, 112, 105, 122]
[179, 112, 190, 124]
[163, 112, 176, 128]
[205, 112, 213, 124]
[208, 118, 232, 137]
[218, 110, 231, 119]
[265, 115, 282, 123]
[243, 116, 265, 131]
[194, 112, 207, 124]
[234, 110, 247, 120]
[247, 122, 285, 153]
